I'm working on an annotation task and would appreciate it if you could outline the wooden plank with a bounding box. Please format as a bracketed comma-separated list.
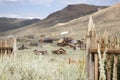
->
[86, 16, 96, 80]
[89, 53, 94, 80]
[90, 48, 120, 54]
[4, 40, 7, 47]
[86, 36, 91, 79]
[106, 54, 111, 80]
[8, 49, 12, 56]
[2, 40, 5, 47]
[4, 49, 7, 55]
[113, 55, 118, 80]
[94, 54, 98, 80]
[7, 39, 10, 47]
[0, 47, 13, 49]
[1, 49, 4, 56]
[12, 38, 17, 57]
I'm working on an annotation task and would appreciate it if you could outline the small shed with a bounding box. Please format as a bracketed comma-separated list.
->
[57, 39, 66, 46]
[57, 37, 73, 46]
[52, 48, 66, 54]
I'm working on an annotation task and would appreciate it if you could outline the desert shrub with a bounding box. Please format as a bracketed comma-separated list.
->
[0, 52, 86, 80]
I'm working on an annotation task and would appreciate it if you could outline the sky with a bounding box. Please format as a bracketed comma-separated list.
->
[0, 0, 120, 19]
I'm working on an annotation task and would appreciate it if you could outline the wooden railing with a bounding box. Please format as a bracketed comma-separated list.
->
[86, 16, 119, 80]
[90, 48, 119, 80]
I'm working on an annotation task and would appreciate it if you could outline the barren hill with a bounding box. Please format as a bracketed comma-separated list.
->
[48, 3, 120, 38]
[45, 4, 107, 23]
[2, 3, 120, 39]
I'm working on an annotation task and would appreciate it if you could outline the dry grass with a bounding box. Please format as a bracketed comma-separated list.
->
[0, 44, 86, 80]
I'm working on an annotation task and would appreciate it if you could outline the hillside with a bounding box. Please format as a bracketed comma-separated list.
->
[0, 17, 40, 32]
[0, 4, 106, 34]
[47, 3, 120, 38]
[4, 4, 106, 30]
[2, 3, 120, 39]
[45, 4, 107, 23]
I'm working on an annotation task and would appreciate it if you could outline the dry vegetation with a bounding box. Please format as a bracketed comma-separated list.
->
[0, 44, 86, 80]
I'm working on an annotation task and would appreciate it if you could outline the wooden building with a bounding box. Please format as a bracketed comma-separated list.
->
[0, 37, 17, 57]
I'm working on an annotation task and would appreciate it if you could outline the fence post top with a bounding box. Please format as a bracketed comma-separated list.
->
[86, 16, 96, 37]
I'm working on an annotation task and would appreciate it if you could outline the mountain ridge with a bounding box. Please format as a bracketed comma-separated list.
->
[0, 17, 40, 32]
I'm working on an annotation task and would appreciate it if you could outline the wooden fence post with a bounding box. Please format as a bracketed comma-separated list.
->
[86, 16, 96, 80]
[106, 54, 111, 80]
[113, 54, 118, 80]
[12, 37, 17, 57]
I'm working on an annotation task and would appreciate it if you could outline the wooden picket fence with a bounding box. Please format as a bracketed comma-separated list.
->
[0, 37, 16, 57]
[86, 16, 120, 80]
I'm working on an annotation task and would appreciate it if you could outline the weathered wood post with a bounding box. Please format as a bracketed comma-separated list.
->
[113, 54, 118, 80]
[12, 37, 17, 57]
[86, 16, 96, 80]
[4, 40, 8, 55]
